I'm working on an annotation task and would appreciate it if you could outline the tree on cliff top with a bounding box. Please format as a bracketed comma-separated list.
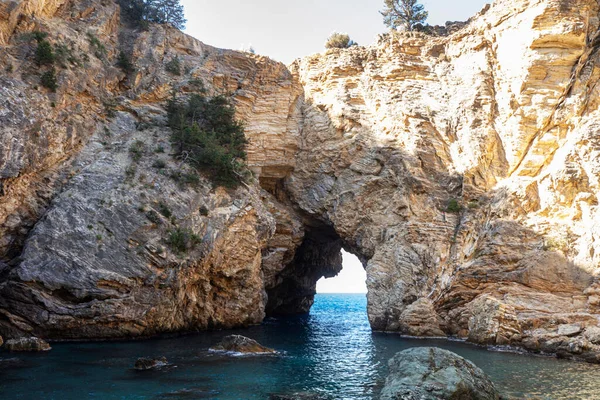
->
[119, 0, 186, 30]
[325, 32, 358, 49]
[380, 0, 428, 31]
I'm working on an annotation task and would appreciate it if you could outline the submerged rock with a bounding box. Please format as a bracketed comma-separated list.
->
[4, 337, 51, 352]
[380, 347, 500, 400]
[134, 357, 168, 370]
[210, 335, 276, 354]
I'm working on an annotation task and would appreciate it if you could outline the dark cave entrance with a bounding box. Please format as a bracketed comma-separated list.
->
[260, 176, 368, 316]
[265, 225, 344, 316]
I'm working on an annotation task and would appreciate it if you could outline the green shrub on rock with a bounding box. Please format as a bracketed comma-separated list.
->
[325, 32, 357, 49]
[167, 92, 248, 187]
[40, 68, 58, 92]
[35, 40, 55, 65]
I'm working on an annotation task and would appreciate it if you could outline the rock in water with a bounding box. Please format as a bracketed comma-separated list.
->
[210, 335, 276, 354]
[0, 335, 3, 347]
[134, 357, 168, 370]
[380, 347, 500, 400]
[4, 337, 51, 352]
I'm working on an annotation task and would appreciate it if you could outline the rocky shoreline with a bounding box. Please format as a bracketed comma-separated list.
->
[1, 0, 600, 365]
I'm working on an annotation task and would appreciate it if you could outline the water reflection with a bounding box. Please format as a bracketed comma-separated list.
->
[1, 294, 600, 399]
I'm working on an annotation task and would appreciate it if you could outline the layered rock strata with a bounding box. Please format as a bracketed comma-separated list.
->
[1, 0, 600, 364]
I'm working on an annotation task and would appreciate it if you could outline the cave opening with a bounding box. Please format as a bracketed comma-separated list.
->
[316, 250, 367, 294]
[264, 223, 368, 316]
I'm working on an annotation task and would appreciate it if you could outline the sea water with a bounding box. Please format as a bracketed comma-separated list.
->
[2, 293, 600, 399]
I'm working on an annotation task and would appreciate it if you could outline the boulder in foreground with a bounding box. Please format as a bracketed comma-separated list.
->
[134, 357, 168, 370]
[4, 337, 51, 352]
[210, 335, 276, 354]
[380, 347, 500, 400]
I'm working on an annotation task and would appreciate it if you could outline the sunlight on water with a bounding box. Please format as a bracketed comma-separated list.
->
[2, 294, 600, 399]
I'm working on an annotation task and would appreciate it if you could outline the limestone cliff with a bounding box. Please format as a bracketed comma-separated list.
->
[1, 0, 600, 363]
[289, 0, 600, 362]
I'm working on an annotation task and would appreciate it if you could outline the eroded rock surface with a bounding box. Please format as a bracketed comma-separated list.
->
[1, 0, 600, 364]
[4, 337, 51, 352]
[380, 347, 500, 400]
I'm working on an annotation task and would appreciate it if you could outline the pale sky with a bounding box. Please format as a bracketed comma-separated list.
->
[181, 0, 490, 64]
[317, 250, 367, 294]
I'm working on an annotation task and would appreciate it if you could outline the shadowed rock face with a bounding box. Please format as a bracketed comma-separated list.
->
[1, 0, 600, 363]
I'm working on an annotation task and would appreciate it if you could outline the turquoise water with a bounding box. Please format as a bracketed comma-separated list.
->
[2, 294, 600, 399]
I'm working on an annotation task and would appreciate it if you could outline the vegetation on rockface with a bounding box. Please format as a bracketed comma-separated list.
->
[167, 93, 248, 187]
[87, 33, 107, 59]
[118, 0, 187, 30]
[117, 51, 135, 74]
[325, 32, 357, 49]
[165, 56, 182, 75]
[40, 68, 58, 92]
[446, 199, 462, 213]
[381, 0, 428, 31]
[166, 228, 201, 253]
[35, 40, 55, 65]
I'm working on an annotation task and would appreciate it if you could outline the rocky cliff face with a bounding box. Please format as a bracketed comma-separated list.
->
[1, 0, 600, 362]
[289, 0, 600, 362]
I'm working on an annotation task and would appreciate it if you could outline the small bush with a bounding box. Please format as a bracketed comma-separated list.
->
[157, 201, 172, 218]
[446, 199, 462, 213]
[199, 205, 209, 216]
[117, 51, 135, 74]
[31, 31, 49, 42]
[35, 40, 55, 65]
[146, 210, 162, 225]
[55, 43, 80, 67]
[129, 140, 146, 162]
[40, 68, 58, 92]
[155, 145, 165, 153]
[125, 164, 137, 180]
[165, 56, 181, 75]
[166, 228, 201, 253]
[152, 159, 167, 169]
[87, 32, 107, 59]
[325, 32, 357, 49]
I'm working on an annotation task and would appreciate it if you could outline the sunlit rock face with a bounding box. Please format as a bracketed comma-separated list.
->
[286, 0, 600, 362]
[2, 0, 600, 363]
[0, 0, 308, 339]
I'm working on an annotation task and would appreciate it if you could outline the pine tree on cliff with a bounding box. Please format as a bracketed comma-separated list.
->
[118, 0, 186, 30]
[380, 0, 428, 31]
[146, 0, 187, 30]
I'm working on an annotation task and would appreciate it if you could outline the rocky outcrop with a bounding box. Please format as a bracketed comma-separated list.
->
[380, 347, 500, 400]
[4, 337, 51, 351]
[285, 0, 600, 362]
[0, 0, 308, 339]
[210, 335, 276, 354]
[2, 0, 600, 364]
